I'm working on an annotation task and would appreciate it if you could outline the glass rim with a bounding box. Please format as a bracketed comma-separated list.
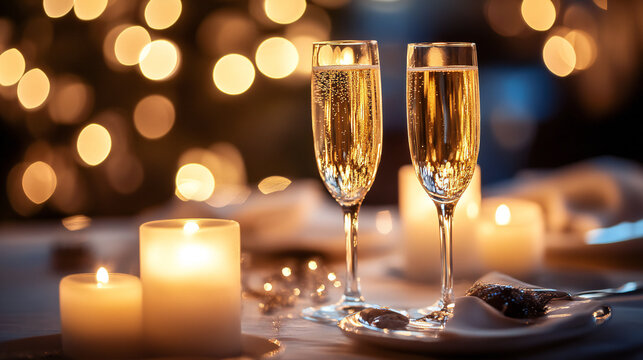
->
[313, 40, 378, 46]
[408, 42, 476, 48]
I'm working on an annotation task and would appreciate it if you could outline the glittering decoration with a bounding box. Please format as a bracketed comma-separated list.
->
[242, 255, 338, 314]
[466, 282, 569, 319]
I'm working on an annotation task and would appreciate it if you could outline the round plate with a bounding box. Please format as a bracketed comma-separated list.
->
[0, 333, 284, 360]
[338, 296, 611, 355]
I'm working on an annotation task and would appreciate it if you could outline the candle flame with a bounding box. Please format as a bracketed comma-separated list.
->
[96, 267, 109, 285]
[495, 204, 511, 226]
[183, 221, 199, 235]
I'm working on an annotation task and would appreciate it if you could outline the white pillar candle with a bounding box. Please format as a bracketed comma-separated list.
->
[399, 165, 482, 281]
[140, 219, 241, 357]
[59, 268, 142, 360]
[477, 198, 545, 277]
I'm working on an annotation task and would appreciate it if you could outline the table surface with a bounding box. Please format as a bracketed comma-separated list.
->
[1, 218, 643, 359]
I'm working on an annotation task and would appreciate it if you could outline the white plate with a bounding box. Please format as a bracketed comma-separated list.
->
[0, 333, 284, 359]
[338, 296, 611, 354]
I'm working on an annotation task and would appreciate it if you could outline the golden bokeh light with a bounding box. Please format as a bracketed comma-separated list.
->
[285, 5, 331, 40]
[114, 26, 151, 66]
[255, 37, 299, 79]
[542, 35, 576, 77]
[144, 0, 182, 30]
[495, 204, 511, 226]
[264, 0, 307, 25]
[0, 48, 25, 86]
[484, 0, 527, 37]
[138, 39, 180, 81]
[103, 25, 128, 70]
[48, 75, 93, 124]
[62, 215, 91, 231]
[521, 0, 556, 31]
[74, 0, 108, 21]
[197, 10, 258, 57]
[134, 94, 175, 139]
[7, 163, 39, 216]
[43, 0, 74, 18]
[17, 68, 50, 110]
[175, 163, 215, 202]
[565, 30, 597, 70]
[258, 176, 292, 194]
[212, 54, 255, 95]
[77, 123, 112, 166]
[22, 161, 57, 205]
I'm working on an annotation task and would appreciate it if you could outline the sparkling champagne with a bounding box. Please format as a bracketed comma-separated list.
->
[407, 66, 480, 202]
[312, 65, 383, 206]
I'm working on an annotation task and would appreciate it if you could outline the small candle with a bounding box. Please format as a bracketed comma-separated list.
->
[59, 267, 142, 359]
[399, 165, 482, 281]
[477, 198, 545, 277]
[140, 219, 241, 357]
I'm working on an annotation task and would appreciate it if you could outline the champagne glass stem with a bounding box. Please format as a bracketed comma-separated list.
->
[436, 202, 455, 312]
[342, 203, 364, 303]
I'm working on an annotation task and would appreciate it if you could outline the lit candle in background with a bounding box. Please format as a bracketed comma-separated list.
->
[140, 219, 241, 357]
[59, 267, 142, 359]
[399, 165, 482, 281]
[477, 198, 545, 277]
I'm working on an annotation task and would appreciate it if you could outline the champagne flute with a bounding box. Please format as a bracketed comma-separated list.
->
[406, 42, 480, 327]
[302, 40, 383, 323]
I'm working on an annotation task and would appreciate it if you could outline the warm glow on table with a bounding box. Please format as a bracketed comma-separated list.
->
[140, 219, 241, 357]
[399, 165, 482, 281]
[59, 268, 142, 359]
[478, 198, 545, 277]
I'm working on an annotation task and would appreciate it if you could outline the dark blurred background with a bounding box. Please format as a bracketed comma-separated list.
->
[0, 0, 641, 220]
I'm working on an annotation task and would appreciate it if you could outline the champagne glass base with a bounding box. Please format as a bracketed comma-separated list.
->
[302, 299, 380, 324]
[406, 302, 454, 329]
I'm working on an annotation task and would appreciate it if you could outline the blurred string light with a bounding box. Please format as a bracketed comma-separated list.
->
[77, 123, 112, 166]
[144, 0, 182, 30]
[178, 144, 249, 207]
[22, 161, 57, 204]
[114, 26, 151, 66]
[484, 0, 527, 37]
[290, 36, 317, 76]
[542, 35, 576, 77]
[592, 0, 607, 11]
[564, 30, 597, 70]
[258, 176, 292, 194]
[255, 37, 299, 79]
[175, 163, 215, 201]
[0, 48, 26, 86]
[212, 54, 255, 95]
[196, 10, 258, 57]
[48, 75, 93, 124]
[17, 68, 50, 109]
[74, 0, 108, 21]
[7, 163, 39, 216]
[133, 94, 175, 139]
[521, 0, 556, 31]
[285, 5, 331, 40]
[43, 0, 74, 18]
[264, 0, 307, 25]
[138, 39, 180, 80]
[103, 25, 129, 70]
